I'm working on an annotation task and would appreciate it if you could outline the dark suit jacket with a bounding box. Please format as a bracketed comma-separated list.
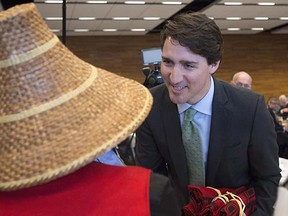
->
[136, 78, 281, 216]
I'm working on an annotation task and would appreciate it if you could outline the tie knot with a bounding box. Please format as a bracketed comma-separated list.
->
[184, 107, 197, 122]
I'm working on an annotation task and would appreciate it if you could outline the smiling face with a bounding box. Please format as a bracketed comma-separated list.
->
[161, 38, 219, 105]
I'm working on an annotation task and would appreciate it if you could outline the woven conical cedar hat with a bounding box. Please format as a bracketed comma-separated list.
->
[0, 3, 153, 191]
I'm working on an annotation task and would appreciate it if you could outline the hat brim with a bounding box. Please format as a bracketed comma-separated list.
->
[0, 3, 152, 191]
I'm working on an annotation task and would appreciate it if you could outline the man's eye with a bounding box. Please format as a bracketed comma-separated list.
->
[162, 59, 172, 65]
[185, 64, 194, 69]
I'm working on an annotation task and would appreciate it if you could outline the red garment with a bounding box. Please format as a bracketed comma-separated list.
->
[0, 163, 151, 216]
[182, 186, 256, 216]
[218, 187, 256, 216]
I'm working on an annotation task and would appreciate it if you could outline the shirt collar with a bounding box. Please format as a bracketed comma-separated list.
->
[178, 76, 214, 116]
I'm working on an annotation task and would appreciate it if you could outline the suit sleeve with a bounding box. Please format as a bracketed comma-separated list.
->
[135, 119, 168, 176]
[249, 95, 281, 215]
[149, 173, 181, 216]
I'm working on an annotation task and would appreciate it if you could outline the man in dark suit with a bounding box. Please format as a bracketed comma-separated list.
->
[135, 12, 281, 215]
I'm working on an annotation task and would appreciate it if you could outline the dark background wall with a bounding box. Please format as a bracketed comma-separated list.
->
[66, 32, 288, 102]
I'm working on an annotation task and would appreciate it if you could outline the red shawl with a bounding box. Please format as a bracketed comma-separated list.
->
[0, 163, 151, 216]
[182, 185, 256, 216]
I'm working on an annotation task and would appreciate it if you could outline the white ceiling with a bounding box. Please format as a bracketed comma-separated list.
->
[1, 0, 288, 35]
[205, 0, 288, 34]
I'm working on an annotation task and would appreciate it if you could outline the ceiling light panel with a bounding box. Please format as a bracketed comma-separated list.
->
[251, 27, 264, 30]
[124, 1, 146, 4]
[74, 28, 90, 32]
[45, 17, 63, 20]
[102, 28, 117, 31]
[51, 29, 61, 32]
[78, 17, 96, 20]
[86, 1, 108, 3]
[113, 17, 131, 20]
[161, 1, 182, 5]
[219, 0, 286, 4]
[223, 2, 243, 6]
[44, 0, 63, 3]
[254, 17, 269, 20]
[257, 2, 275, 6]
[131, 28, 146, 31]
[226, 17, 242, 20]
[143, 17, 161, 20]
[227, 27, 240, 31]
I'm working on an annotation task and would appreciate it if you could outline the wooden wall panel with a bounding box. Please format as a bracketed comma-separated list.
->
[66, 33, 288, 101]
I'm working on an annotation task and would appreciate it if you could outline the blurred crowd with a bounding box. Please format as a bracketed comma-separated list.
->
[267, 94, 288, 159]
[230, 71, 288, 159]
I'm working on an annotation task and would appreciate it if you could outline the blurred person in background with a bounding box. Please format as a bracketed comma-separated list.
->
[267, 97, 288, 158]
[278, 94, 288, 120]
[230, 71, 253, 90]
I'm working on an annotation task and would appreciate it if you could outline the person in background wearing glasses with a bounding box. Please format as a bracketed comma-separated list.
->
[230, 71, 253, 90]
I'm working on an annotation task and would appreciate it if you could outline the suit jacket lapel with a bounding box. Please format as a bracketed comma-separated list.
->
[161, 89, 189, 187]
[206, 79, 232, 186]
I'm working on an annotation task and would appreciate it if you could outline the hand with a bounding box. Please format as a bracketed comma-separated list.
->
[281, 108, 288, 113]
[284, 124, 288, 133]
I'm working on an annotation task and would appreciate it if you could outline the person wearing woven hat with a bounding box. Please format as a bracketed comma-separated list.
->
[0, 3, 181, 216]
[135, 12, 281, 215]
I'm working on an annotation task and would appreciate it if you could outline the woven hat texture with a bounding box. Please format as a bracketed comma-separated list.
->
[0, 3, 152, 191]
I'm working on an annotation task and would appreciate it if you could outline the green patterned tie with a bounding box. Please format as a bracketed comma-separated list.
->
[182, 107, 205, 186]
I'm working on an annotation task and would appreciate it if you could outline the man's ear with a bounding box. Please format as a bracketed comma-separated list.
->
[209, 61, 220, 74]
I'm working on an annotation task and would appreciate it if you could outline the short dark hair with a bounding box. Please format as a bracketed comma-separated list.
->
[160, 12, 224, 65]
